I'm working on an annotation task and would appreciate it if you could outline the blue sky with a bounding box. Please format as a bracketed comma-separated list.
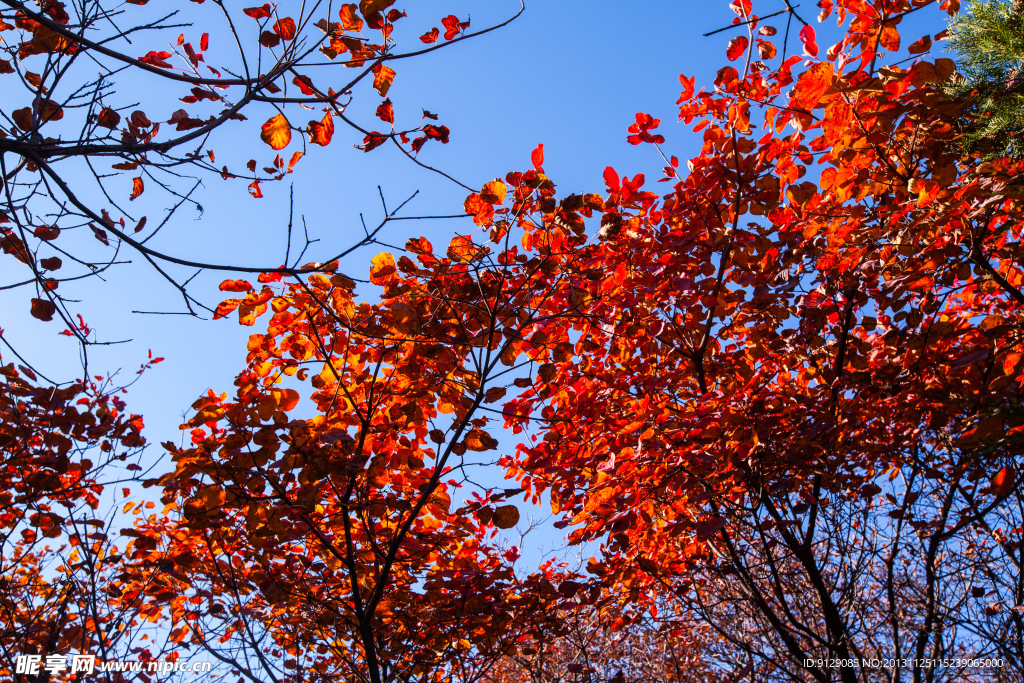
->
[6, 0, 742, 447]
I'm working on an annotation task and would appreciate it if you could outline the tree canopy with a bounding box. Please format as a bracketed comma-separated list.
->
[2, 1, 1023, 682]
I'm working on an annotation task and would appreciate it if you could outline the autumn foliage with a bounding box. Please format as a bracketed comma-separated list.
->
[3, 0, 1024, 682]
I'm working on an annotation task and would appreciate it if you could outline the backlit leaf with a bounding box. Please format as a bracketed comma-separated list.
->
[369, 252, 397, 285]
[260, 113, 291, 150]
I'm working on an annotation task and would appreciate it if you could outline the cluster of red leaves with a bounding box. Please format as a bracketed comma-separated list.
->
[0, 361, 151, 676]
[476, 0, 1024, 673]
[125, 193, 608, 679]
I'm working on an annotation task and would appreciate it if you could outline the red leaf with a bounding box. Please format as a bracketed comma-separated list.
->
[200, 32, 209, 51]
[91, 224, 109, 246]
[531, 143, 544, 171]
[729, 0, 752, 16]
[604, 166, 620, 191]
[361, 131, 388, 152]
[259, 30, 280, 48]
[993, 467, 1017, 498]
[422, 124, 449, 143]
[30, 298, 56, 321]
[35, 226, 60, 240]
[138, 51, 174, 69]
[375, 98, 394, 124]
[243, 4, 271, 19]
[96, 107, 121, 129]
[219, 279, 253, 292]
[679, 74, 695, 101]
[292, 75, 315, 95]
[307, 112, 334, 146]
[799, 25, 818, 56]
[726, 36, 748, 61]
[799, 25, 816, 46]
[274, 17, 296, 40]
[441, 14, 463, 40]
[419, 27, 439, 43]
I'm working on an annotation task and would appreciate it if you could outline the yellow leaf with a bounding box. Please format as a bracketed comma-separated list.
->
[480, 180, 506, 205]
[369, 252, 397, 285]
[272, 387, 301, 412]
[260, 113, 291, 150]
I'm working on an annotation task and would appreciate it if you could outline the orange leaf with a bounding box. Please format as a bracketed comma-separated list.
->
[405, 236, 433, 254]
[369, 252, 397, 285]
[339, 4, 363, 32]
[419, 27, 439, 43]
[260, 113, 291, 150]
[464, 194, 493, 225]
[219, 279, 253, 292]
[1005, 351, 1022, 376]
[272, 387, 301, 411]
[880, 25, 900, 52]
[907, 34, 932, 54]
[129, 176, 144, 200]
[790, 61, 833, 112]
[756, 39, 776, 60]
[373, 65, 395, 97]
[214, 299, 242, 319]
[992, 467, 1017, 498]
[480, 180, 506, 205]
[447, 235, 479, 261]
[307, 111, 334, 146]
